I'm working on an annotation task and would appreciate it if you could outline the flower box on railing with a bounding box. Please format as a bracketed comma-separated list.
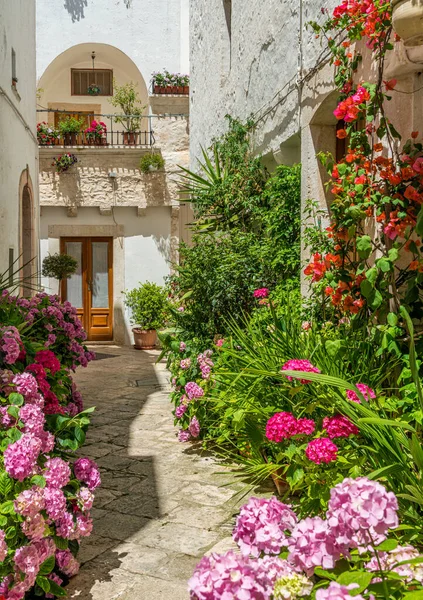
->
[153, 85, 189, 95]
[151, 70, 190, 96]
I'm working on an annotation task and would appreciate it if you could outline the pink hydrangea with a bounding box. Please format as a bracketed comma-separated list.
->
[188, 551, 269, 600]
[0, 406, 13, 428]
[288, 517, 342, 575]
[175, 403, 188, 419]
[281, 359, 321, 384]
[75, 513, 93, 537]
[179, 341, 186, 352]
[76, 487, 94, 511]
[46, 573, 63, 599]
[0, 530, 7, 562]
[188, 416, 200, 438]
[346, 383, 376, 404]
[56, 549, 80, 576]
[326, 477, 399, 549]
[266, 412, 299, 442]
[55, 512, 77, 539]
[316, 582, 367, 600]
[21, 513, 47, 541]
[43, 487, 66, 520]
[1, 327, 21, 364]
[33, 538, 55, 564]
[216, 338, 225, 347]
[323, 416, 359, 439]
[305, 438, 338, 464]
[366, 545, 423, 583]
[73, 457, 101, 490]
[4, 434, 42, 481]
[180, 358, 191, 370]
[253, 288, 269, 298]
[15, 486, 45, 518]
[178, 429, 191, 442]
[296, 418, 316, 436]
[19, 404, 45, 436]
[14, 544, 41, 576]
[44, 458, 71, 489]
[38, 430, 55, 453]
[185, 382, 204, 400]
[233, 497, 297, 557]
[12, 373, 38, 400]
[197, 352, 214, 380]
[34, 350, 61, 374]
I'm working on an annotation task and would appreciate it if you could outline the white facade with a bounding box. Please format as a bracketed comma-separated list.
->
[0, 0, 39, 279]
[36, 0, 190, 344]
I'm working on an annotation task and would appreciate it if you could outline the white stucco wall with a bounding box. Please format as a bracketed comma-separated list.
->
[39, 206, 171, 344]
[0, 0, 39, 275]
[36, 0, 189, 85]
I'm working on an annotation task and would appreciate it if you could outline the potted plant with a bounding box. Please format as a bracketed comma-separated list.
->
[51, 153, 78, 173]
[110, 81, 146, 145]
[58, 117, 84, 145]
[151, 70, 190, 94]
[84, 120, 107, 145]
[37, 122, 59, 146]
[124, 282, 167, 349]
[87, 83, 101, 96]
[139, 153, 165, 173]
[42, 252, 78, 295]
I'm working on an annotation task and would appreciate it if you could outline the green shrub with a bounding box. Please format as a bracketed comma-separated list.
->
[140, 153, 165, 173]
[57, 117, 84, 135]
[124, 282, 167, 330]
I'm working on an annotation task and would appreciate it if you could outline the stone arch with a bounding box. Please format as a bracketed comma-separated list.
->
[18, 169, 36, 288]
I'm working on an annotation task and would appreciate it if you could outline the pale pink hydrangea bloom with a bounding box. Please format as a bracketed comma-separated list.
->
[4, 434, 42, 481]
[366, 545, 423, 583]
[288, 517, 342, 576]
[44, 457, 71, 489]
[56, 549, 80, 576]
[55, 512, 77, 539]
[14, 543, 41, 576]
[188, 416, 200, 438]
[12, 372, 38, 400]
[33, 538, 56, 564]
[323, 415, 359, 439]
[327, 477, 399, 549]
[180, 358, 191, 370]
[346, 383, 376, 404]
[178, 429, 191, 442]
[305, 438, 338, 464]
[21, 513, 47, 541]
[315, 582, 369, 600]
[281, 359, 321, 384]
[19, 404, 45, 436]
[76, 487, 95, 512]
[179, 341, 186, 352]
[14, 487, 45, 518]
[185, 382, 204, 400]
[75, 513, 93, 537]
[73, 457, 101, 490]
[233, 497, 297, 557]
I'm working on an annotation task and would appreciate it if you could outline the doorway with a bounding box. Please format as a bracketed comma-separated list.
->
[60, 237, 113, 341]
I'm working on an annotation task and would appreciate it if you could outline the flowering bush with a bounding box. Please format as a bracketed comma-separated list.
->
[189, 477, 423, 600]
[37, 123, 58, 146]
[51, 154, 78, 174]
[0, 291, 97, 598]
[84, 120, 107, 142]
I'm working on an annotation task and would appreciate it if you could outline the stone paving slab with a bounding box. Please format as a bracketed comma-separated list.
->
[66, 346, 263, 599]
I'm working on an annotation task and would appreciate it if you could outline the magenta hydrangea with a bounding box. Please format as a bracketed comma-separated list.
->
[34, 350, 61, 374]
[326, 477, 399, 549]
[296, 418, 316, 436]
[281, 359, 321, 384]
[4, 434, 42, 481]
[55, 549, 80, 576]
[323, 415, 359, 439]
[315, 582, 368, 600]
[185, 382, 204, 400]
[253, 288, 269, 298]
[188, 416, 200, 438]
[1, 327, 22, 364]
[346, 383, 376, 404]
[178, 429, 191, 442]
[44, 458, 71, 489]
[233, 496, 298, 557]
[0, 530, 7, 562]
[43, 487, 67, 520]
[175, 403, 188, 419]
[266, 412, 299, 442]
[288, 516, 342, 576]
[305, 438, 338, 464]
[19, 404, 45, 436]
[73, 457, 101, 490]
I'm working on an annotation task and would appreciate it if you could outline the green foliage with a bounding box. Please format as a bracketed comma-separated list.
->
[57, 117, 84, 135]
[139, 153, 165, 173]
[42, 253, 78, 281]
[110, 81, 146, 132]
[124, 281, 167, 330]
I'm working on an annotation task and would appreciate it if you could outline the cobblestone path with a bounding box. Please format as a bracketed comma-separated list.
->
[67, 346, 252, 599]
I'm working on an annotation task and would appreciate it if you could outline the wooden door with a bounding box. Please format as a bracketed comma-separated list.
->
[60, 237, 113, 341]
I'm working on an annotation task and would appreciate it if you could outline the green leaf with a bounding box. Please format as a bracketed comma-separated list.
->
[0, 473, 13, 498]
[74, 426, 86, 445]
[358, 417, 416, 432]
[387, 313, 398, 326]
[416, 206, 423, 237]
[337, 571, 373, 593]
[376, 258, 391, 273]
[314, 567, 336, 580]
[31, 475, 46, 489]
[53, 536, 69, 550]
[38, 555, 55, 576]
[360, 279, 373, 298]
[356, 235, 372, 259]
[325, 340, 343, 357]
[0, 501, 14, 515]
[8, 393, 24, 407]
[376, 539, 398, 551]
[47, 580, 67, 597]
[365, 267, 378, 285]
[36, 576, 50, 593]
[7, 406, 19, 420]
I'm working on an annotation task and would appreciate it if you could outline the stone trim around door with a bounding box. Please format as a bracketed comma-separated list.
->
[47, 224, 126, 345]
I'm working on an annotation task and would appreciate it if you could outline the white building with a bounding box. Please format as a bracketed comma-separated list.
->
[0, 0, 39, 284]
[36, 0, 190, 344]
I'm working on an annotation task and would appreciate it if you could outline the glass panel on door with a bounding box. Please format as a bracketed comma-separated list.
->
[65, 241, 83, 308]
[91, 241, 109, 308]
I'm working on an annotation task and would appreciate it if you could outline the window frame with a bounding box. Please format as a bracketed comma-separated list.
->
[71, 68, 114, 97]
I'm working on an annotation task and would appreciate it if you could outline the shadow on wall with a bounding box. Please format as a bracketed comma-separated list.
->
[67, 349, 165, 598]
[63, 0, 88, 22]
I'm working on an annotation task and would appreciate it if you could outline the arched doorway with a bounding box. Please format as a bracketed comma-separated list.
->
[21, 184, 34, 285]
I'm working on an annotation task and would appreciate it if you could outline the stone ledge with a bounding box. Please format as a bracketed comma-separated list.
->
[150, 95, 189, 116]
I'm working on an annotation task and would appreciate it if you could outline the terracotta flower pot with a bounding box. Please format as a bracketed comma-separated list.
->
[132, 328, 157, 350]
[123, 132, 139, 145]
[392, 0, 423, 46]
[64, 133, 77, 146]
[183, 86, 189, 94]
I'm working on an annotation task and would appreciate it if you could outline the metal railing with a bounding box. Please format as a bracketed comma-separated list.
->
[36, 109, 155, 147]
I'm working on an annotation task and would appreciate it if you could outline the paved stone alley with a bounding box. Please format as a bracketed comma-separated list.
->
[67, 346, 258, 599]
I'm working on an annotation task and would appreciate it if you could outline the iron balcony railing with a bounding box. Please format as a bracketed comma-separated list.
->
[36, 109, 155, 148]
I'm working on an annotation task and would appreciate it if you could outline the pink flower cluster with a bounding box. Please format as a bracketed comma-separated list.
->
[180, 358, 191, 370]
[185, 381, 204, 400]
[316, 582, 367, 600]
[253, 288, 269, 299]
[0, 326, 22, 364]
[197, 350, 214, 380]
[366, 545, 423, 583]
[305, 438, 338, 464]
[333, 86, 370, 122]
[323, 415, 359, 439]
[233, 497, 297, 557]
[266, 412, 315, 442]
[346, 383, 376, 403]
[281, 359, 321, 384]
[73, 458, 101, 491]
[179, 417, 201, 442]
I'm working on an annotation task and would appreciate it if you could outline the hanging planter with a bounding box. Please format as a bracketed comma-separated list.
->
[392, 0, 423, 46]
[52, 153, 78, 173]
[87, 83, 101, 96]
